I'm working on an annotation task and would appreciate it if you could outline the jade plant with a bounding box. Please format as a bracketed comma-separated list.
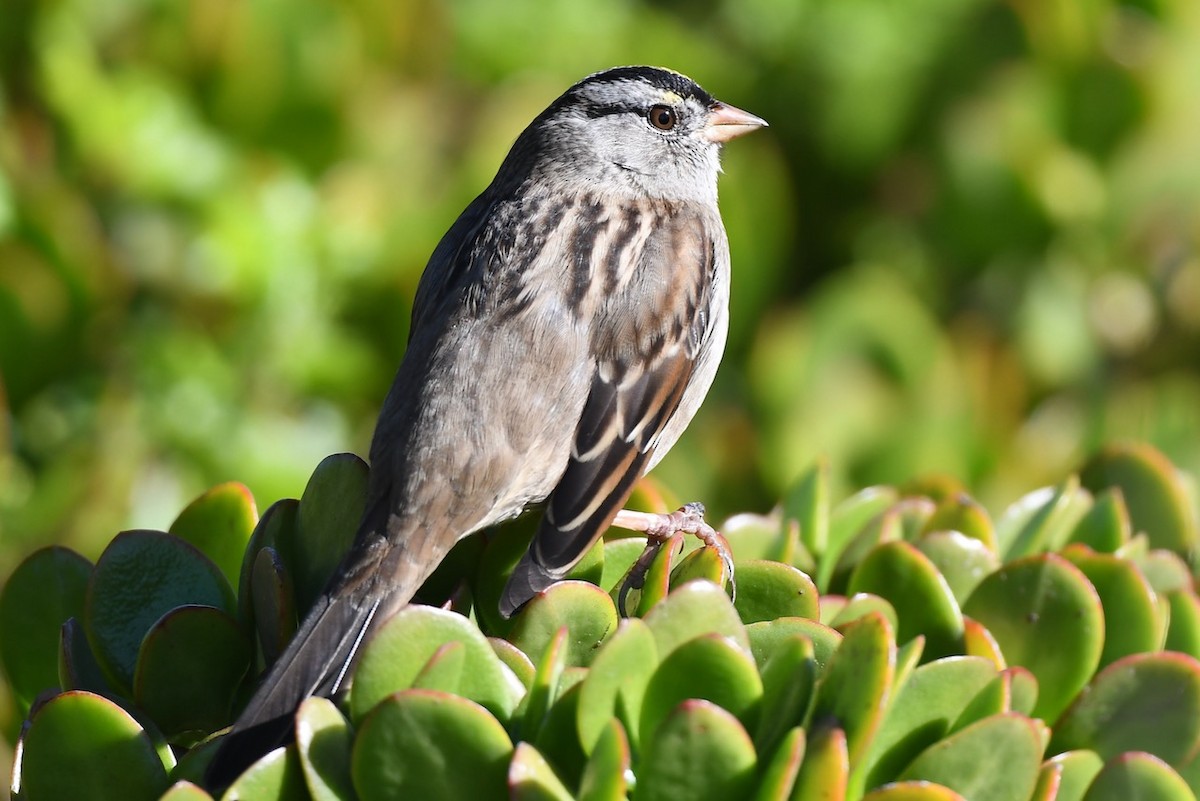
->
[3, 442, 1200, 800]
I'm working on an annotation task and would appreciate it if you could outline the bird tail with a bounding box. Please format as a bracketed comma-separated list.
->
[205, 527, 444, 790]
[204, 584, 380, 788]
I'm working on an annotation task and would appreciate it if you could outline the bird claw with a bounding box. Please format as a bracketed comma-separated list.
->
[613, 502, 736, 615]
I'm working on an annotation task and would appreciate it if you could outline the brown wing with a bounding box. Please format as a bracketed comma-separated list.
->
[499, 205, 718, 617]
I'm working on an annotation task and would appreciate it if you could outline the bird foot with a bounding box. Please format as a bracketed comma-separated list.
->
[612, 502, 735, 614]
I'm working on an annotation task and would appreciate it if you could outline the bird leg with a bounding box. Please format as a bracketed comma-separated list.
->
[611, 502, 735, 615]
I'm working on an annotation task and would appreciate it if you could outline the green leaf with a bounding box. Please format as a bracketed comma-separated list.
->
[634, 700, 757, 801]
[996, 478, 1085, 560]
[577, 617, 657, 753]
[1050, 652, 1200, 766]
[790, 724, 848, 801]
[0, 546, 92, 707]
[861, 782, 966, 800]
[237, 499, 299, 634]
[1069, 489, 1131, 553]
[523, 627, 568, 741]
[1061, 545, 1162, 668]
[507, 580, 618, 668]
[294, 697, 354, 801]
[643, 580, 751, 661]
[1044, 750, 1105, 801]
[924, 494, 997, 552]
[133, 605, 251, 738]
[350, 605, 522, 723]
[289, 453, 369, 615]
[159, 781, 215, 800]
[508, 742, 574, 801]
[962, 554, 1104, 722]
[733, 560, 820, 624]
[17, 690, 170, 801]
[1165, 590, 1200, 659]
[351, 690, 512, 801]
[755, 727, 805, 801]
[748, 617, 842, 674]
[639, 632, 763, 746]
[1081, 752, 1197, 801]
[755, 635, 817, 758]
[784, 459, 830, 558]
[914, 531, 999, 604]
[865, 656, 997, 789]
[898, 713, 1044, 801]
[222, 746, 309, 801]
[578, 718, 630, 801]
[809, 612, 895, 789]
[169, 482, 258, 590]
[848, 540, 963, 658]
[85, 530, 237, 692]
[1081, 442, 1199, 558]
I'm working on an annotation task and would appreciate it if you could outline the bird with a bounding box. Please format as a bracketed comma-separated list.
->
[206, 65, 765, 787]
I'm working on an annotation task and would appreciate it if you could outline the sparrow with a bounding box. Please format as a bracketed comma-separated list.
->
[206, 65, 765, 787]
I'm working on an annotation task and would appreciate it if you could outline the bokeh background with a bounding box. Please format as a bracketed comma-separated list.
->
[1, 0, 1199, 782]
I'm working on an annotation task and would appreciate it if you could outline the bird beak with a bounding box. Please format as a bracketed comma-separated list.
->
[703, 102, 768, 143]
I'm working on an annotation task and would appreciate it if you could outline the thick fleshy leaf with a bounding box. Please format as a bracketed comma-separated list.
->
[1062, 546, 1162, 668]
[755, 727, 805, 801]
[1045, 750, 1105, 801]
[642, 580, 751, 661]
[809, 613, 895, 781]
[508, 581, 617, 668]
[1, 546, 92, 706]
[58, 615, 111, 695]
[350, 605, 522, 723]
[865, 656, 997, 789]
[634, 700, 757, 801]
[288, 453, 369, 615]
[523, 627, 568, 740]
[995, 478, 1087, 560]
[1050, 652, 1200, 766]
[577, 617, 657, 753]
[223, 745, 309, 801]
[599, 536, 649, 595]
[251, 546, 297, 664]
[160, 781, 215, 801]
[489, 636, 536, 688]
[824, 504, 903, 595]
[747, 617, 842, 675]
[960, 617, 1005, 669]
[16, 690, 169, 801]
[899, 713, 1043, 801]
[578, 718, 630, 801]
[238, 499, 299, 635]
[790, 724, 849, 801]
[1081, 442, 1199, 556]
[1081, 752, 1196, 801]
[1068, 489, 1131, 553]
[722, 512, 789, 563]
[755, 635, 817, 757]
[532, 681, 588, 788]
[169, 482, 258, 590]
[351, 690, 511, 801]
[924, 494, 997, 552]
[962, 554, 1104, 722]
[670, 542, 730, 588]
[508, 742, 574, 801]
[826, 593, 899, 631]
[474, 516, 539, 637]
[629, 533, 683, 616]
[640, 633, 763, 746]
[85, 530, 236, 691]
[295, 697, 354, 801]
[915, 531, 999, 604]
[1165, 590, 1200, 659]
[861, 783, 966, 800]
[825, 487, 902, 577]
[784, 459, 830, 559]
[133, 605, 251, 737]
[849, 541, 963, 658]
[733, 560, 820, 624]
[1135, 549, 1194, 594]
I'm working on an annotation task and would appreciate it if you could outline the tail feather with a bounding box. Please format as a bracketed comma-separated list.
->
[205, 590, 378, 788]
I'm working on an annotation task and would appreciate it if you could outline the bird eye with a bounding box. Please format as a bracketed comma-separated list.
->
[647, 104, 677, 131]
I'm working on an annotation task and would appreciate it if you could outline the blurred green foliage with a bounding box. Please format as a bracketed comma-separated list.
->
[1, 0, 1199, 712]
